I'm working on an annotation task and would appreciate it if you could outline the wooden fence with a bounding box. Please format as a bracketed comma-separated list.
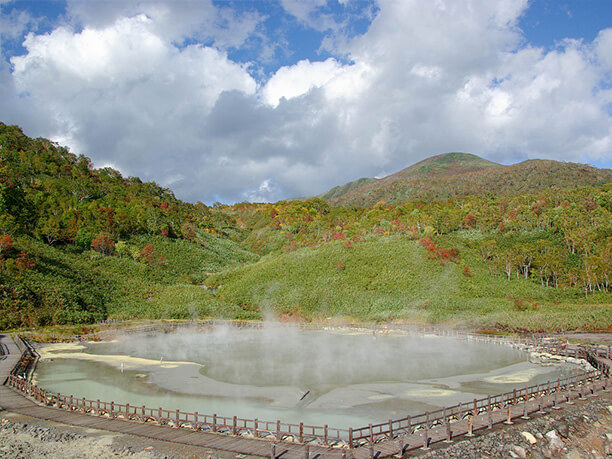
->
[7, 328, 611, 450]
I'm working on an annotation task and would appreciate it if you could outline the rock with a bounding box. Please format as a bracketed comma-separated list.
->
[521, 431, 537, 445]
[607, 406, 612, 415]
[545, 430, 558, 440]
[557, 422, 569, 438]
[510, 445, 527, 458]
[549, 436, 564, 454]
[605, 433, 612, 442]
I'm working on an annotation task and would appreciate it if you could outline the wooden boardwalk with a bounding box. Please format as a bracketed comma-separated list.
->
[0, 334, 385, 458]
[1, 333, 609, 458]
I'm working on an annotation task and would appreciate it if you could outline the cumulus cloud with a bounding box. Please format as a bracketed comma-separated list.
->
[0, 0, 611, 203]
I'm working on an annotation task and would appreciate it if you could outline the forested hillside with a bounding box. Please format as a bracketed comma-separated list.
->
[0, 123, 257, 328]
[1, 124, 610, 331]
[225, 184, 611, 298]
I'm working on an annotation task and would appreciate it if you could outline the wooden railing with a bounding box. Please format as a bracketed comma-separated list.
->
[6, 374, 348, 446]
[7, 329, 610, 450]
[347, 370, 604, 445]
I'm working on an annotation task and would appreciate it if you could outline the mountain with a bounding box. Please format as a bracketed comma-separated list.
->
[319, 177, 377, 201]
[322, 152, 612, 206]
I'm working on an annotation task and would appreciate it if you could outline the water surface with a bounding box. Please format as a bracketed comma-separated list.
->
[34, 326, 579, 429]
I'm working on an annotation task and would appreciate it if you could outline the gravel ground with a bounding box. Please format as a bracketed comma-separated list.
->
[1, 392, 611, 458]
[417, 391, 612, 458]
[0, 418, 154, 458]
[0, 411, 251, 459]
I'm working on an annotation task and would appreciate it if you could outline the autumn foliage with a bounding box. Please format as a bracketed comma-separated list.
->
[420, 237, 460, 264]
[90, 234, 115, 254]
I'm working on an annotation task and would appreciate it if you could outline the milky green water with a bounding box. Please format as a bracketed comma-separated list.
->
[34, 327, 579, 429]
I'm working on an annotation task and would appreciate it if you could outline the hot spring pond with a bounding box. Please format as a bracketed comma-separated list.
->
[34, 327, 580, 429]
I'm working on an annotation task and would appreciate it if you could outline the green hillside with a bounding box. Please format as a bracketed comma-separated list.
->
[0, 122, 258, 328]
[0, 231, 258, 329]
[0, 123, 609, 332]
[206, 235, 610, 331]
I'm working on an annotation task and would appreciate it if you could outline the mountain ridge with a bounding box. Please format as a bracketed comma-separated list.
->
[321, 153, 612, 206]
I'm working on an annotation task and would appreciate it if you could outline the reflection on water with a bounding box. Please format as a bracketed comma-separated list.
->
[34, 326, 580, 429]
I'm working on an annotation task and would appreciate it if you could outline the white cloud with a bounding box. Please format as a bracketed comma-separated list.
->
[1, 0, 611, 204]
[262, 58, 370, 106]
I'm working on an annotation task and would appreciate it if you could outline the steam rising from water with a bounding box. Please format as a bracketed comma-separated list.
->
[35, 324, 580, 428]
[95, 324, 523, 387]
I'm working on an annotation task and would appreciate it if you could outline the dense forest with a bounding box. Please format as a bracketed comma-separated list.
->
[228, 185, 611, 295]
[0, 123, 610, 331]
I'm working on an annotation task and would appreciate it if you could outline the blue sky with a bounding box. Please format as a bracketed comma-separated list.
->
[0, 0, 611, 203]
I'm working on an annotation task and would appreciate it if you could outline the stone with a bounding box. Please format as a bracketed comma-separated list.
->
[548, 436, 564, 455]
[521, 431, 537, 445]
[557, 423, 569, 438]
[510, 445, 527, 458]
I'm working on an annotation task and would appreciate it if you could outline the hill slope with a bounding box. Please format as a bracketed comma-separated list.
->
[0, 122, 258, 328]
[324, 153, 612, 206]
[207, 235, 611, 331]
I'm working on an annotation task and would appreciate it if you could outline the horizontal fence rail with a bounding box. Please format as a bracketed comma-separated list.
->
[7, 326, 611, 451]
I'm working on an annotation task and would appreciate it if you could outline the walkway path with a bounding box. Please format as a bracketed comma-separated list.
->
[1, 334, 608, 458]
[0, 334, 392, 458]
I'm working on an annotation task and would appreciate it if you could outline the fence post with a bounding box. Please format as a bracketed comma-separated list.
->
[126, 403, 130, 418]
[176, 409, 180, 427]
[505, 404, 513, 425]
[466, 415, 474, 437]
[422, 424, 429, 450]
[369, 424, 373, 443]
[348, 428, 353, 449]
[445, 413, 452, 443]
[521, 399, 529, 420]
[213, 414, 217, 432]
[276, 420, 281, 441]
[324, 424, 328, 445]
[254, 419, 258, 438]
[158, 407, 162, 423]
[69, 395, 73, 411]
[299, 422, 304, 443]
[369, 445, 374, 459]
[232, 416, 237, 435]
[388, 419, 393, 439]
[406, 415, 411, 435]
[271, 443, 276, 459]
